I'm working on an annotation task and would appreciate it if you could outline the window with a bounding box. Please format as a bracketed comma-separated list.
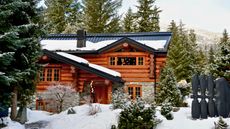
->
[127, 85, 142, 100]
[39, 68, 60, 82]
[138, 57, 144, 65]
[109, 57, 144, 66]
[54, 69, 60, 81]
[117, 57, 136, 65]
[46, 69, 52, 81]
[39, 70, 45, 81]
[110, 57, 115, 65]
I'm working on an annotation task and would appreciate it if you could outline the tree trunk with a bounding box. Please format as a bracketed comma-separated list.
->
[59, 101, 63, 113]
[10, 86, 17, 121]
[16, 106, 27, 124]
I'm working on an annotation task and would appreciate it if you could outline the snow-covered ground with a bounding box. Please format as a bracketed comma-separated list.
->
[3, 99, 230, 129]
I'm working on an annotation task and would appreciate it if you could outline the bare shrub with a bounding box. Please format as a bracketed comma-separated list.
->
[41, 83, 79, 112]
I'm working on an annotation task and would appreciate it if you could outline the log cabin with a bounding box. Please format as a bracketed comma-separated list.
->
[36, 30, 172, 111]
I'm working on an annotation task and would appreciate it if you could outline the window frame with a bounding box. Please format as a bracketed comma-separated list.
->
[127, 85, 142, 100]
[109, 56, 145, 66]
[39, 68, 61, 82]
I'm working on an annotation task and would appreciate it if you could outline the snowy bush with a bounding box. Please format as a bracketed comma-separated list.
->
[118, 98, 160, 129]
[214, 116, 228, 129]
[156, 66, 183, 107]
[160, 100, 173, 120]
[111, 88, 129, 109]
[42, 83, 79, 112]
[177, 80, 191, 100]
[88, 104, 101, 115]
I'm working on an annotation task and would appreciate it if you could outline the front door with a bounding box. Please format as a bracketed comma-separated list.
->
[94, 84, 108, 104]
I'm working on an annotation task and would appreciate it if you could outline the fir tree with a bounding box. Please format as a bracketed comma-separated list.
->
[160, 99, 173, 120]
[196, 48, 207, 74]
[118, 98, 159, 129]
[0, 0, 43, 122]
[167, 21, 191, 81]
[122, 8, 136, 32]
[156, 65, 182, 107]
[220, 29, 229, 43]
[136, 0, 161, 32]
[167, 21, 200, 81]
[83, 0, 122, 33]
[111, 88, 128, 109]
[211, 29, 230, 79]
[208, 46, 215, 64]
[44, 0, 83, 33]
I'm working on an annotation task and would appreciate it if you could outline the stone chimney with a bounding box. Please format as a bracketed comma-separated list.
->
[77, 30, 86, 48]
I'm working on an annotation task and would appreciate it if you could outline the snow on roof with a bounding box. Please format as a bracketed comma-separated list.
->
[41, 40, 78, 51]
[89, 63, 121, 77]
[41, 39, 167, 51]
[137, 40, 167, 50]
[56, 52, 89, 64]
[77, 40, 116, 50]
[56, 52, 121, 77]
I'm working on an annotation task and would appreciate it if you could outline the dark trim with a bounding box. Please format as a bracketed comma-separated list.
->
[98, 37, 156, 54]
[164, 35, 172, 50]
[154, 54, 157, 96]
[42, 49, 124, 83]
[154, 51, 167, 55]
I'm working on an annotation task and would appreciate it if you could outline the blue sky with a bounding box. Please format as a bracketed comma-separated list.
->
[120, 0, 230, 33]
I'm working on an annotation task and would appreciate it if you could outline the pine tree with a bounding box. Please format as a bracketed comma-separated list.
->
[167, 21, 192, 81]
[0, 0, 43, 122]
[83, 0, 122, 33]
[122, 8, 136, 32]
[211, 29, 230, 79]
[111, 88, 128, 109]
[160, 99, 173, 120]
[208, 46, 215, 64]
[167, 21, 201, 81]
[118, 98, 159, 129]
[196, 48, 207, 74]
[220, 29, 229, 43]
[44, 0, 83, 33]
[156, 65, 182, 107]
[136, 0, 161, 32]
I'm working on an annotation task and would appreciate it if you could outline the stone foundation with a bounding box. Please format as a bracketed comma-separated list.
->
[125, 82, 155, 103]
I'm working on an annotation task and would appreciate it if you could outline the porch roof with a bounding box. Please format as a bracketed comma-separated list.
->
[43, 49, 124, 83]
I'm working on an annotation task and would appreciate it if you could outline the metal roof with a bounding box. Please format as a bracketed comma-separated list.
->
[43, 32, 172, 43]
[42, 32, 172, 53]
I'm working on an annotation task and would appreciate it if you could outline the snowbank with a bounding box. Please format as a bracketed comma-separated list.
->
[4, 98, 230, 129]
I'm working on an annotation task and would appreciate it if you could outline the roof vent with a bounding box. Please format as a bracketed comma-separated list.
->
[77, 30, 86, 48]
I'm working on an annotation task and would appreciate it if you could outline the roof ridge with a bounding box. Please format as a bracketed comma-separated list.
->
[44, 32, 172, 38]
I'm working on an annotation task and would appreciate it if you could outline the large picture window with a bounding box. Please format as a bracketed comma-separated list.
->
[39, 68, 60, 82]
[109, 56, 144, 66]
[127, 85, 142, 100]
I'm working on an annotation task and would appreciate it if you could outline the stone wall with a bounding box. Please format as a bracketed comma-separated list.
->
[124, 82, 155, 103]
